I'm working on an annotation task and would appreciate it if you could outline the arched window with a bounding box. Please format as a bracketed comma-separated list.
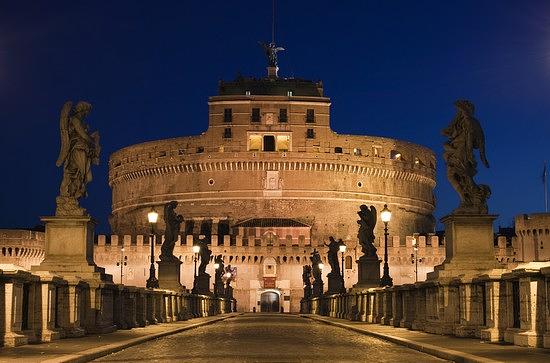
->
[345, 256, 352, 269]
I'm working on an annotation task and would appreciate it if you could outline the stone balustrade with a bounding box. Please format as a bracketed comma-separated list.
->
[0, 265, 236, 348]
[301, 262, 550, 349]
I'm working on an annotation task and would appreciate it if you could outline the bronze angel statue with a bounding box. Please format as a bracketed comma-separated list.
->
[56, 101, 100, 215]
[259, 41, 285, 68]
[357, 205, 377, 257]
[443, 100, 491, 214]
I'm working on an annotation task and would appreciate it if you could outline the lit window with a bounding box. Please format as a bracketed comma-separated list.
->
[390, 150, 402, 160]
[353, 148, 362, 156]
[276, 135, 290, 151]
[249, 134, 261, 151]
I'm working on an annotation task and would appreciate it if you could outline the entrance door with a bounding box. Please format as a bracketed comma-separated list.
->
[260, 291, 280, 312]
[263, 135, 275, 151]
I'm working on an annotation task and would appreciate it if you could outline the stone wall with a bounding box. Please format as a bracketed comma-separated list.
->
[0, 263, 235, 348]
[302, 261, 550, 349]
[1, 228, 522, 313]
[108, 93, 437, 241]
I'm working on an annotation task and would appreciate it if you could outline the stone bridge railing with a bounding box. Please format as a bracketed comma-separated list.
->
[0, 265, 236, 347]
[301, 262, 550, 349]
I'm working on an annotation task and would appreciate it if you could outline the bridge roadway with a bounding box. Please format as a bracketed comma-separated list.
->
[95, 313, 445, 362]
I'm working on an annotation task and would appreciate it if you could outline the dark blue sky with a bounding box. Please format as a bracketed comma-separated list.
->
[1, 1, 550, 233]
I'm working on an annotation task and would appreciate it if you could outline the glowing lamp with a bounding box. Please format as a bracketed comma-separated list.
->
[380, 204, 391, 223]
[214, 263, 220, 270]
[192, 245, 200, 254]
[339, 244, 346, 253]
[318, 263, 324, 270]
[147, 209, 159, 224]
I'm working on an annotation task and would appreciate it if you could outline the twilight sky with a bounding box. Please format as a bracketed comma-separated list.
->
[1, 1, 550, 233]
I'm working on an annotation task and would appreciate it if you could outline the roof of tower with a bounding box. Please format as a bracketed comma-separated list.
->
[218, 76, 324, 97]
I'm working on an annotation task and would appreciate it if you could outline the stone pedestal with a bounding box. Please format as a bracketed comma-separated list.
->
[427, 214, 505, 282]
[214, 279, 224, 297]
[157, 260, 185, 292]
[32, 216, 112, 283]
[353, 255, 381, 290]
[192, 273, 211, 295]
[312, 280, 324, 298]
[327, 272, 344, 294]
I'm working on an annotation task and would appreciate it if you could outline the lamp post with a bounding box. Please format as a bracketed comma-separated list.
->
[339, 242, 346, 288]
[379, 204, 393, 287]
[116, 247, 127, 284]
[146, 208, 159, 288]
[192, 244, 201, 278]
[411, 237, 422, 283]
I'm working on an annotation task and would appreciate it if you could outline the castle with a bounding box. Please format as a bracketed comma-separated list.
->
[1, 61, 534, 313]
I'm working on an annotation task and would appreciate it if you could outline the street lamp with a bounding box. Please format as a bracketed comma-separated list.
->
[116, 247, 127, 284]
[146, 208, 159, 288]
[192, 244, 200, 278]
[339, 242, 346, 288]
[379, 204, 393, 287]
[214, 262, 220, 270]
[411, 237, 422, 283]
[318, 262, 324, 271]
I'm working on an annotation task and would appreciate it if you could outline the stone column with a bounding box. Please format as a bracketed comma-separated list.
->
[38, 278, 63, 341]
[2, 281, 27, 347]
[480, 279, 507, 342]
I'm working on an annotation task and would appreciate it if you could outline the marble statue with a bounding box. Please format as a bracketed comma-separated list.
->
[302, 265, 312, 299]
[56, 101, 100, 216]
[197, 237, 212, 275]
[160, 201, 183, 261]
[357, 205, 377, 256]
[310, 249, 322, 281]
[443, 100, 491, 214]
[325, 236, 341, 276]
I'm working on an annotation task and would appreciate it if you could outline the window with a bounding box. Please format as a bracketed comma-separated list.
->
[390, 150, 402, 160]
[223, 128, 232, 138]
[345, 256, 353, 269]
[196, 146, 204, 153]
[276, 135, 290, 151]
[353, 148, 362, 156]
[334, 147, 343, 153]
[279, 108, 288, 123]
[251, 108, 260, 123]
[249, 134, 262, 151]
[263, 135, 276, 152]
[287, 90, 293, 96]
[306, 128, 315, 139]
[224, 108, 232, 123]
[306, 109, 315, 123]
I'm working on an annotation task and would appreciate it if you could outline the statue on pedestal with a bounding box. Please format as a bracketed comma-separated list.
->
[259, 41, 285, 68]
[325, 236, 341, 276]
[55, 101, 100, 216]
[214, 254, 225, 297]
[443, 100, 491, 214]
[197, 237, 212, 275]
[310, 249, 324, 297]
[357, 205, 377, 257]
[302, 265, 312, 299]
[160, 201, 183, 262]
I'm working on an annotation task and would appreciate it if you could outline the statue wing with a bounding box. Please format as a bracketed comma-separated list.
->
[56, 101, 72, 167]
[275, 47, 285, 52]
[369, 206, 377, 228]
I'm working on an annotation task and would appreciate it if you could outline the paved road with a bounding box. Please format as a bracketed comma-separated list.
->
[95, 313, 446, 362]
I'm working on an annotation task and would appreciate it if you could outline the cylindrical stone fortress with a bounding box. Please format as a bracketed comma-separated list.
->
[108, 76, 436, 241]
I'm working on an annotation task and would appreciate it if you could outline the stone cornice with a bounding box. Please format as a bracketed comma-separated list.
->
[109, 158, 436, 188]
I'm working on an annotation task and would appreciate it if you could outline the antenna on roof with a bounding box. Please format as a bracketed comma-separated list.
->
[272, 0, 276, 43]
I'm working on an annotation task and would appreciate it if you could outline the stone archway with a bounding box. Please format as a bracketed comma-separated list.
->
[260, 291, 280, 312]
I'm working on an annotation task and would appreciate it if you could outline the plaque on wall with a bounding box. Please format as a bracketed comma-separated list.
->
[263, 277, 276, 288]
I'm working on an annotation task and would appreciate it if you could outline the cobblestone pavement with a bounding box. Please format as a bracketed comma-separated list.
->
[95, 313, 446, 362]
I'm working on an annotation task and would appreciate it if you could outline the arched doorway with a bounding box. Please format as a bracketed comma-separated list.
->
[260, 291, 280, 312]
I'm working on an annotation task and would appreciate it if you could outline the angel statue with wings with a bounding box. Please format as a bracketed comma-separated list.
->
[259, 41, 285, 68]
[55, 101, 100, 216]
